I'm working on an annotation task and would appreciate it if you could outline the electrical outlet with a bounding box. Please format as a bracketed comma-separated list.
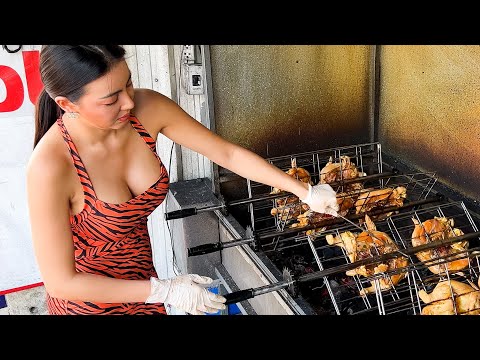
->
[183, 45, 195, 64]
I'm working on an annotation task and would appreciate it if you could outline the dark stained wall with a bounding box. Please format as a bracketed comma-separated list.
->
[378, 45, 480, 202]
[209, 45, 372, 158]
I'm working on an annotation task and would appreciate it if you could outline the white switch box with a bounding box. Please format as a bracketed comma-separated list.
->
[182, 64, 204, 95]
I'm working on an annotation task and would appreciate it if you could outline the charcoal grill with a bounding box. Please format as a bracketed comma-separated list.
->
[165, 142, 480, 315]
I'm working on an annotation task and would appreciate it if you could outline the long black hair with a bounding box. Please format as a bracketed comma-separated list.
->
[34, 45, 126, 148]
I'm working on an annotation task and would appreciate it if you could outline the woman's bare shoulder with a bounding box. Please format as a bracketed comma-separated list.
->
[26, 126, 72, 186]
[132, 88, 178, 134]
[133, 88, 175, 112]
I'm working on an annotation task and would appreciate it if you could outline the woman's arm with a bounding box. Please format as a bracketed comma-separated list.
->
[137, 89, 310, 200]
[26, 148, 151, 303]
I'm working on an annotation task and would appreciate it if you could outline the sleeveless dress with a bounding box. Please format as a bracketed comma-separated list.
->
[47, 115, 169, 315]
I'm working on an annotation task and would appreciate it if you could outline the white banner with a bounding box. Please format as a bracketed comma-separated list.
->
[0, 45, 43, 293]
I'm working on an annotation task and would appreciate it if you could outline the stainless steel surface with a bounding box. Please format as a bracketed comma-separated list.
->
[214, 209, 308, 314]
[379, 46, 480, 203]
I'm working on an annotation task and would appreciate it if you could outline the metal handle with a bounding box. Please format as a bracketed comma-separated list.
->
[188, 237, 256, 257]
[188, 243, 223, 256]
[223, 289, 255, 305]
[164, 171, 400, 220]
[164, 208, 198, 220]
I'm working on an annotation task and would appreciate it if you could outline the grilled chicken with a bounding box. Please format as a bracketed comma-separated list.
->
[325, 215, 408, 296]
[273, 194, 300, 208]
[411, 216, 469, 274]
[271, 203, 309, 222]
[290, 191, 359, 235]
[292, 210, 332, 230]
[336, 190, 358, 216]
[354, 186, 407, 221]
[320, 156, 365, 192]
[419, 278, 480, 315]
[270, 158, 312, 223]
[270, 158, 312, 195]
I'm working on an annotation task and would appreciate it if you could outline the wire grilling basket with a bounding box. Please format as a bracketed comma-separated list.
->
[247, 142, 439, 251]
[241, 142, 480, 315]
[286, 201, 480, 315]
[247, 142, 384, 233]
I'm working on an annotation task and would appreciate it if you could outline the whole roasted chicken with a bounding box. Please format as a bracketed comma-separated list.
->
[325, 215, 409, 296]
[419, 278, 480, 315]
[411, 216, 469, 274]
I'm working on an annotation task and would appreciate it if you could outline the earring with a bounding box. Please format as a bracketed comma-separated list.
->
[67, 112, 79, 119]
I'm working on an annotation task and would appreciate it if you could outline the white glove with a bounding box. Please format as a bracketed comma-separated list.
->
[301, 183, 339, 216]
[145, 274, 226, 315]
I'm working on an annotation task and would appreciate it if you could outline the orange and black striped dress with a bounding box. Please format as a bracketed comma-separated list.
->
[47, 116, 169, 315]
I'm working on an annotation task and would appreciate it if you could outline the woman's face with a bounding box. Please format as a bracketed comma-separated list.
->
[74, 60, 135, 130]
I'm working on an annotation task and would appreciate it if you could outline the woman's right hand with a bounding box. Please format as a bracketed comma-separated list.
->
[300, 183, 339, 216]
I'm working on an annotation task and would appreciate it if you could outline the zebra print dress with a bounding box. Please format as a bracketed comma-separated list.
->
[47, 115, 169, 315]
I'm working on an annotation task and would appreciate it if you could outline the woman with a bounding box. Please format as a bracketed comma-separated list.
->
[26, 45, 338, 315]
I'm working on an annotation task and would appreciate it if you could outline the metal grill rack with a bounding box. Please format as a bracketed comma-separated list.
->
[246, 142, 384, 233]
[167, 139, 480, 315]
[238, 142, 480, 315]
[387, 201, 480, 315]
[245, 142, 439, 253]
[269, 171, 437, 234]
[299, 201, 480, 315]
